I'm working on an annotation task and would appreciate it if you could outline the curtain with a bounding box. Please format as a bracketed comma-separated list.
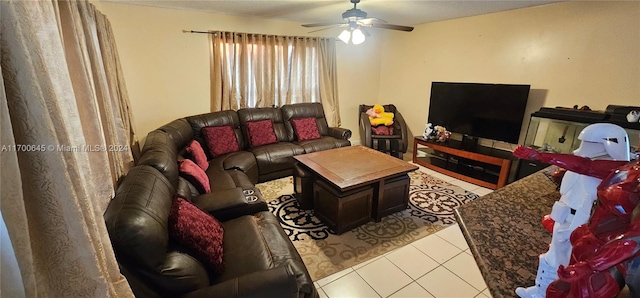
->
[209, 31, 341, 126]
[1, 0, 136, 296]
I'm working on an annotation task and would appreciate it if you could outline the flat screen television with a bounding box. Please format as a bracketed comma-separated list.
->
[427, 82, 531, 144]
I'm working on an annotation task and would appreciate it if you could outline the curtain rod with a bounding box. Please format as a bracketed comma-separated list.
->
[182, 30, 327, 41]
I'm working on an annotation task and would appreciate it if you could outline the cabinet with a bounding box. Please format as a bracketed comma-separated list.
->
[412, 137, 514, 189]
[516, 107, 640, 179]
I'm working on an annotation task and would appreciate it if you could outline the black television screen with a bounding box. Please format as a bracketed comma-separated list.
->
[427, 82, 530, 144]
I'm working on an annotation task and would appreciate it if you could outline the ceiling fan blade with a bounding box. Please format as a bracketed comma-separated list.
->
[359, 17, 387, 25]
[308, 25, 345, 33]
[370, 23, 414, 32]
[302, 22, 344, 28]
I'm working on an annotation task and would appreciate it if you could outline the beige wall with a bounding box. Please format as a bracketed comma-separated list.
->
[99, 2, 381, 143]
[378, 1, 640, 147]
[101, 1, 639, 147]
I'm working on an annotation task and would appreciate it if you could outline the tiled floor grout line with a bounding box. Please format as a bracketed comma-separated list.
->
[352, 268, 383, 298]
[439, 250, 488, 293]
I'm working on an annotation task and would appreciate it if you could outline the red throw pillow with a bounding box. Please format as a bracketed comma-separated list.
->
[201, 125, 240, 157]
[178, 159, 211, 194]
[246, 119, 278, 147]
[168, 197, 224, 275]
[185, 140, 209, 171]
[291, 117, 321, 141]
[371, 126, 394, 136]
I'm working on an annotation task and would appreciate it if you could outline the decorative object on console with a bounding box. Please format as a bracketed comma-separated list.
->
[291, 117, 321, 141]
[185, 140, 209, 171]
[513, 123, 630, 298]
[201, 125, 240, 156]
[168, 196, 225, 275]
[546, 160, 640, 298]
[627, 110, 640, 123]
[246, 119, 279, 147]
[178, 159, 211, 194]
[366, 104, 394, 126]
[423, 122, 451, 142]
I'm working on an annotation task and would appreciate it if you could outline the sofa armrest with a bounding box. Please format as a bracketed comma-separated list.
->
[191, 188, 268, 222]
[359, 112, 372, 146]
[181, 267, 300, 298]
[394, 111, 408, 152]
[327, 127, 351, 140]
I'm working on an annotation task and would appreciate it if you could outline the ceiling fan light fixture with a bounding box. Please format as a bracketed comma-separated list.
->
[338, 29, 351, 44]
[351, 28, 366, 45]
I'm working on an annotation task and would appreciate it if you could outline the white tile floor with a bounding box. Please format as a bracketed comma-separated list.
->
[313, 166, 495, 298]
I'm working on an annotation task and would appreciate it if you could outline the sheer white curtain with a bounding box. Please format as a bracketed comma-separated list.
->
[210, 31, 341, 126]
[1, 0, 135, 296]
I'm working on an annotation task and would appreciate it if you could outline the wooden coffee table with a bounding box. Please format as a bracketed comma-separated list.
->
[294, 146, 418, 234]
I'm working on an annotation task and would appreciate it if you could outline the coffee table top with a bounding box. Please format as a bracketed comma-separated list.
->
[294, 145, 418, 191]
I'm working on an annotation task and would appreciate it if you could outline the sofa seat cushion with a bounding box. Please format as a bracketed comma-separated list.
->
[249, 142, 304, 176]
[217, 211, 313, 294]
[296, 137, 351, 154]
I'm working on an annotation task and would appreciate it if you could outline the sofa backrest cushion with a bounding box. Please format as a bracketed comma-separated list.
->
[105, 165, 174, 271]
[138, 130, 179, 188]
[187, 110, 245, 155]
[281, 103, 330, 140]
[157, 118, 194, 150]
[238, 107, 290, 142]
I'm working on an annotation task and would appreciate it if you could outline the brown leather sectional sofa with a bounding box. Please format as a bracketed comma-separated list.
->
[104, 103, 351, 298]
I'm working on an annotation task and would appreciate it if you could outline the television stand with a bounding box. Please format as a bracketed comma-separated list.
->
[412, 137, 514, 189]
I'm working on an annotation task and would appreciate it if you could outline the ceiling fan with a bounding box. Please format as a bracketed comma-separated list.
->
[302, 0, 414, 44]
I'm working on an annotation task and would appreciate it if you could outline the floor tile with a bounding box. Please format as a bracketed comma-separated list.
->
[355, 257, 412, 297]
[435, 224, 469, 250]
[481, 288, 493, 297]
[352, 255, 384, 270]
[412, 233, 463, 264]
[317, 267, 353, 287]
[389, 282, 434, 298]
[443, 252, 487, 290]
[321, 272, 381, 298]
[386, 244, 439, 279]
[472, 186, 493, 197]
[417, 266, 480, 298]
[318, 286, 328, 298]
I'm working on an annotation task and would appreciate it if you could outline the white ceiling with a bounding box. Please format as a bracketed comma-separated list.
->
[104, 0, 561, 28]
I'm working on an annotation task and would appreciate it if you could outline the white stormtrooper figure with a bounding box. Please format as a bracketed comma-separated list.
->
[513, 123, 631, 298]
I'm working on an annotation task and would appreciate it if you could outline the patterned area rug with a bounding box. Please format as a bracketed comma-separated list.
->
[256, 167, 480, 281]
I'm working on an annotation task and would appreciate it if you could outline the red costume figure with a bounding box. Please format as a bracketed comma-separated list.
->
[514, 123, 630, 298]
[546, 161, 640, 298]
